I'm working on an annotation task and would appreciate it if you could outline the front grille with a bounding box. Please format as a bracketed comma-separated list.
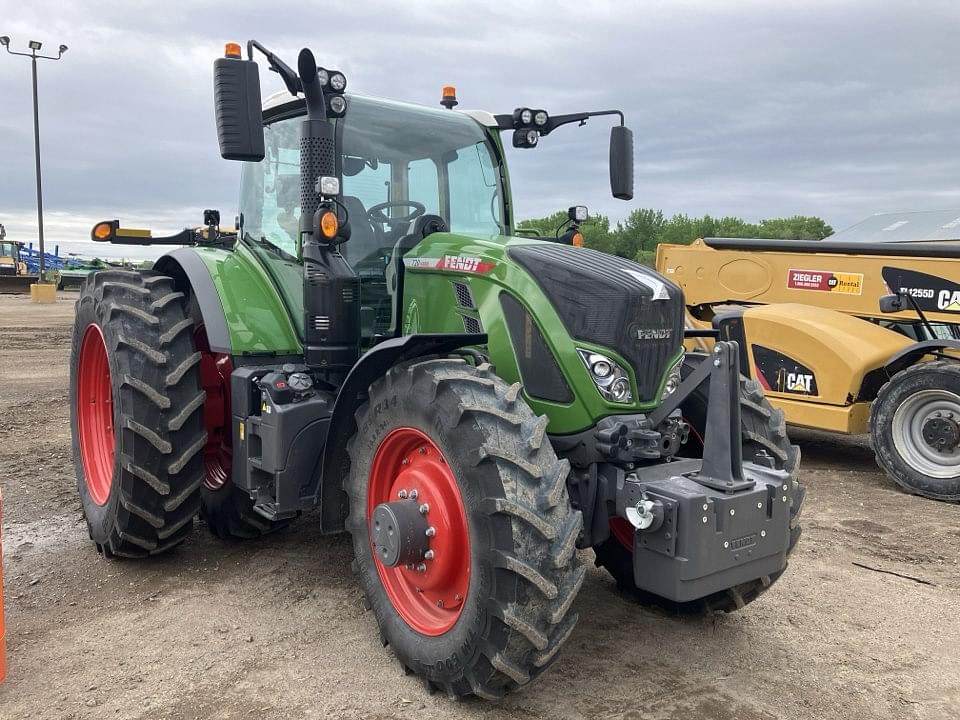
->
[508, 244, 684, 403]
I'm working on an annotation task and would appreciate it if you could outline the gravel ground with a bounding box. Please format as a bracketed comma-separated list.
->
[0, 291, 958, 720]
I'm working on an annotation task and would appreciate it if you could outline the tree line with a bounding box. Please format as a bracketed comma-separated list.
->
[516, 209, 833, 265]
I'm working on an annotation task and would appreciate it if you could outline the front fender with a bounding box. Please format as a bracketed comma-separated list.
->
[885, 339, 960, 376]
[318, 333, 485, 533]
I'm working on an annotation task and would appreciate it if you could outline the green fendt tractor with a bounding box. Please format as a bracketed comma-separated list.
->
[70, 41, 804, 698]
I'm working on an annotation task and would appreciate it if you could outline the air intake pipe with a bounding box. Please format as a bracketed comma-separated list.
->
[297, 48, 360, 382]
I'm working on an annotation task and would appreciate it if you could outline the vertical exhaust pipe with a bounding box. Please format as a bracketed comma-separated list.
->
[297, 48, 360, 381]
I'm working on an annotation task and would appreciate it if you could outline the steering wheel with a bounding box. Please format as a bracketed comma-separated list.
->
[367, 201, 426, 227]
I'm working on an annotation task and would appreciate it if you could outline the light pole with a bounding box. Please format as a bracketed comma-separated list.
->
[1, 36, 67, 283]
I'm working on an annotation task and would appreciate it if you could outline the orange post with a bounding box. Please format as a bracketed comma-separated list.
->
[0, 488, 6, 683]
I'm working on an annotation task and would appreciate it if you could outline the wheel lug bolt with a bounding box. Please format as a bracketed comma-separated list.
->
[419, 446, 427, 454]
[436, 599, 444, 608]
[409, 489, 418, 500]
[416, 563, 427, 573]
[401, 458, 410, 466]
[398, 489, 408, 499]
[425, 526, 436, 537]
[455, 594, 462, 602]
[419, 503, 429, 515]
[424, 550, 435, 560]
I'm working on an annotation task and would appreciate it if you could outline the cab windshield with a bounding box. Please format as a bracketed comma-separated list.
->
[240, 94, 505, 265]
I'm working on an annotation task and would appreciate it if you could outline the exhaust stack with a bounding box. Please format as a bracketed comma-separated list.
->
[296, 48, 360, 381]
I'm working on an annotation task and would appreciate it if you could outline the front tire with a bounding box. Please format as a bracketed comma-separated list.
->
[70, 270, 206, 557]
[593, 353, 803, 613]
[346, 359, 584, 699]
[871, 360, 960, 502]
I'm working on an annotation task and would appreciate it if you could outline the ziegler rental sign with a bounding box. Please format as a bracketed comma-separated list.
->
[787, 269, 864, 295]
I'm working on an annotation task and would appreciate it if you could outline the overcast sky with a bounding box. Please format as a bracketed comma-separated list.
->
[2, 0, 959, 251]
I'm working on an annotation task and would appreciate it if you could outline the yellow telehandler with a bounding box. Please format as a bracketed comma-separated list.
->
[657, 212, 960, 502]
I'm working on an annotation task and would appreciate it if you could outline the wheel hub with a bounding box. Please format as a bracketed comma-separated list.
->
[922, 415, 960, 453]
[371, 499, 429, 568]
[892, 389, 960, 478]
[367, 428, 470, 636]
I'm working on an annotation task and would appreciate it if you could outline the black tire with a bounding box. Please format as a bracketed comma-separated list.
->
[346, 359, 584, 699]
[593, 353, 804, 613]
[870, 360, 960, 502]
[70, 270, 205, 558]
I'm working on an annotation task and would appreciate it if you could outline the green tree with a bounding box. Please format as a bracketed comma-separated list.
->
[515, 209, 833, 266]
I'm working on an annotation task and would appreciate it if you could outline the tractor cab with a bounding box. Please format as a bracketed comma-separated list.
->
[242, 92, 508, 343]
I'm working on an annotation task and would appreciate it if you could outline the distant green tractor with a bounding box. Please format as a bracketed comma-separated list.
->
[70, 40, 803, 698]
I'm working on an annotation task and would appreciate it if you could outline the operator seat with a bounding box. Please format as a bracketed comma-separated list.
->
[341, 195, 380, 268]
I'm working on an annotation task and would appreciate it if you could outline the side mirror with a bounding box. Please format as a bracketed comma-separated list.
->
[568, 205, 588, 223]
[609, 125, 634, 200]
[213, 54, 265, 161]
[879, 293, 905, 314]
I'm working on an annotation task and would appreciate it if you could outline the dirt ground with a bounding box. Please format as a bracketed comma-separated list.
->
[0, 292, 958, 720]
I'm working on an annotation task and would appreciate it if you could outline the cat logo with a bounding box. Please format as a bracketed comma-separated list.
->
[776, 368, 815, 394]
[938, 289, 960, 311]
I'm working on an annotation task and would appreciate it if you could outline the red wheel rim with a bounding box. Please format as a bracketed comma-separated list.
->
[195, 327, 233, 491]
[609, 517, 635, 552]
[367, 428, 470, 636]
[77, 323, 115, 506]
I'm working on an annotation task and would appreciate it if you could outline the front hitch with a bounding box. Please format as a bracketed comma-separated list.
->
[614, 342, 797, 602]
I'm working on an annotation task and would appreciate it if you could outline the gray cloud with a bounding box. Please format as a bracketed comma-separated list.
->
[1, 0, 959, 250]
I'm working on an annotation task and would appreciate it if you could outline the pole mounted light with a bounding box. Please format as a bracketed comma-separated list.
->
[1, 36, 68, 283]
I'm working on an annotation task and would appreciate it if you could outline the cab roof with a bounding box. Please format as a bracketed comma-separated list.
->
[261, 90, 498, 127]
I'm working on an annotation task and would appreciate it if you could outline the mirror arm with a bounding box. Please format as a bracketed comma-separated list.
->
[900, 291, 939, 338]
[494, 109, 625, 135]
[247, 39, 301, 96]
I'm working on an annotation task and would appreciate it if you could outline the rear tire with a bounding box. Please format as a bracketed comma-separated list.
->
[870, 360, 960, 502]
[346, 359, 584, 699]
[70, 270, 205, 557]
[593, 353, 803, 613]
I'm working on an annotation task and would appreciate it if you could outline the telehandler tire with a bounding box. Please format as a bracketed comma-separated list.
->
[70, 270, 205, 557]
[594, 353, 803, 613]
[346, 359, 584, 699]
[871, 360, 960, 503]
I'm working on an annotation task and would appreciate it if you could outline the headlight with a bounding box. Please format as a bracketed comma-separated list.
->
[330, 72, 347, 91]
[660, 355, 684, 401]
[328, 95, 347, 115]
[317, 68, 329, 86]
[520, 108, 533, 125]
[525, 129, 539, 146]
[534, 110, 548, 126]
[578, 349, 633, 404]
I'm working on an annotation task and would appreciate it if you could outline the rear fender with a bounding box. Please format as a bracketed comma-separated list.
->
[153, 245, 301, 356]
[155, 249, 231, 352]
